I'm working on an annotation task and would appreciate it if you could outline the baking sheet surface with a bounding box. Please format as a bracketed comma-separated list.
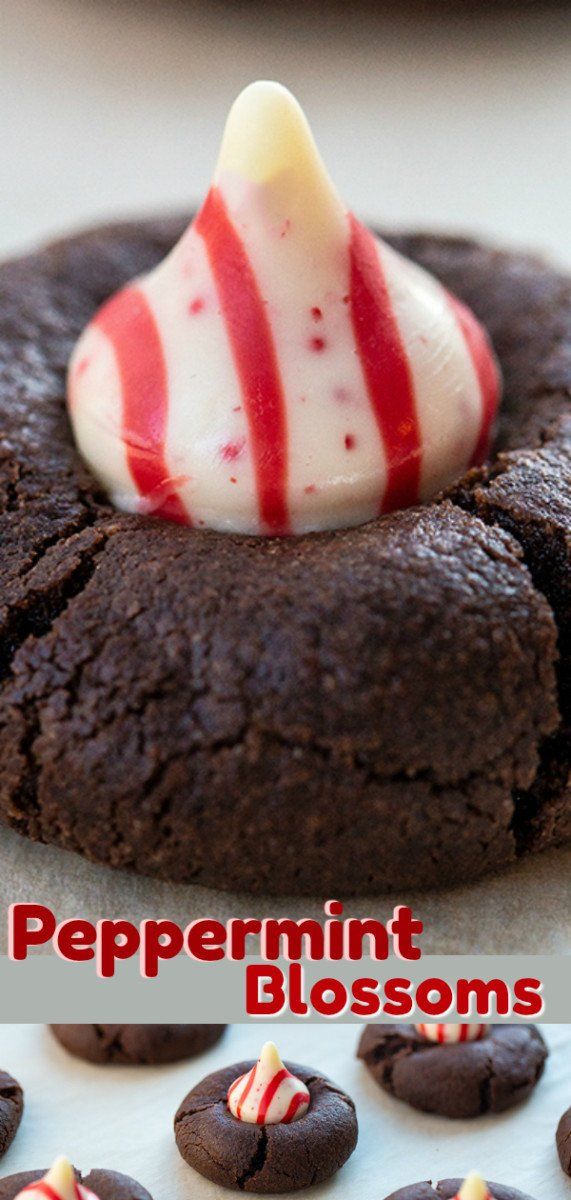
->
[0, 1025, 568, 1200]
[1, 826, 570, 955]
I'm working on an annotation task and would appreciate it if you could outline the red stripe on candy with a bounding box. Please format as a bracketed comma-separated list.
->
[348, 214, 422, 513]
[227, 1072, 247, 1100]
[94, 287, 189, 525]
[196, 188, 290, 535]
[21, 1185, 67, 1200]
[256, 1067, 289, 1124]
[447, 293, 500, 467]
[236, 1064, 257, 1120]
[282, 1089, 310, 1124]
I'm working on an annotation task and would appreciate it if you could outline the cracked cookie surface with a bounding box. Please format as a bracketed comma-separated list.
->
[0, 1072, 23, 1159]
[174, 1060, 357, 1192]
[49, 1024, 226, 1065]
[357, 1024, 547, 1118]
[0, 216, 569, 894]
[0, 1169, 152, 1200]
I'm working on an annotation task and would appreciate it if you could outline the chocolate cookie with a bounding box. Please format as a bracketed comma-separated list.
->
[0, 216, 569, 894]
[49, 1024, 225, 1064]
[0, 1073, 23, 1158]
[174, 1059, 357, 1192]
[0, 1170, 152, 1200]
[357, 1024, 547, 1118]
[385, 1181, 535, 1200]
[556, 1105, 571, 1176]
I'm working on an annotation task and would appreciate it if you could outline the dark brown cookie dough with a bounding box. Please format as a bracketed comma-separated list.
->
[49, 1024, 226, 1064]
[556, 1105, 571, 1176]
[450, 434, 571, 856]
[385, 1181, 536, 1200]
[0, 1169, 152, 1200]
[0, 1072, 23, 1159]
[357, 1024, 547, 1118]
[174, 1059, 357, 1192]
[0, 215, 569, 894]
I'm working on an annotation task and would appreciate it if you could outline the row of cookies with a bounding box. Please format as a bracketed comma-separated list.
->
[0, 1024, 569, 1200]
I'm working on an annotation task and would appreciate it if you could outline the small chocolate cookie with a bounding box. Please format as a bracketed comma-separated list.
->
[556, 1105, 571, 1176]
[357, 1024, 547, 1118]
[0, 1169, 152, 1200]
[49, 1024, 225, 1065]
[174, 1059, 358, 1192]
[385, 1180, 536, 1200]
[0, 1072, 23, 1159]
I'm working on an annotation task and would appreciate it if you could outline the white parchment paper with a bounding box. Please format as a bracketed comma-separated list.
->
[1, 825, 570, 955]
[0, 1025, 568, 1200]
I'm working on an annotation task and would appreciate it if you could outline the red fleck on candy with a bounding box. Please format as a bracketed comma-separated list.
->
[230, 476, 237, 483]
[311, 306, 323, 321]
[189, 297, 205, 315]
[76, 356, 90, 376]
[220, 438, 246, 462]
[310, 336, 326, 352]
[304, 483, 317, 494]
[344, 433, 356, 450]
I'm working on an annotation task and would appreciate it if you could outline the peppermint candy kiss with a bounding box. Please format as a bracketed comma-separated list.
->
[453, 1173, 495, 1200]
[15, 1158, 99, 1200]
[416, 1024, 490, 1043]
[68, 80, 501, 536]
[227, 1041, 310, 1124]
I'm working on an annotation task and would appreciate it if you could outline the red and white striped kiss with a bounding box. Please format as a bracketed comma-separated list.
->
[227, 1041, 310, 1124]
[68, 81, 501, 537]
[416, 1024, 490, 1044]
[453, 1173, 495, 1200]
[16, 1158, 100, 1200]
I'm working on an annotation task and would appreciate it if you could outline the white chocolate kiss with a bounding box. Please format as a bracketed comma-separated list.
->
[454, 1173, 495, 1200]
[15, 1158, 100, 1200]
[227, 1041, 310, 1124]
[68, 80, 500, 536]
[415, 1023, 490, 1043]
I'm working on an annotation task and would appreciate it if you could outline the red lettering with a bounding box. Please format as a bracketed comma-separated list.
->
[185, 920, 226, 962]
[141, 919, 184, 978]
[351, 977, 380, 1017]
[245, 965, 286, 1015]
[96, 920, 140, 979]
[8, 904, 56, 959]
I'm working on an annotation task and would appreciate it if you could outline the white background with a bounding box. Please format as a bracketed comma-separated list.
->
[0, 1024, 568, 1200]
[1, 0, 570, 267]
